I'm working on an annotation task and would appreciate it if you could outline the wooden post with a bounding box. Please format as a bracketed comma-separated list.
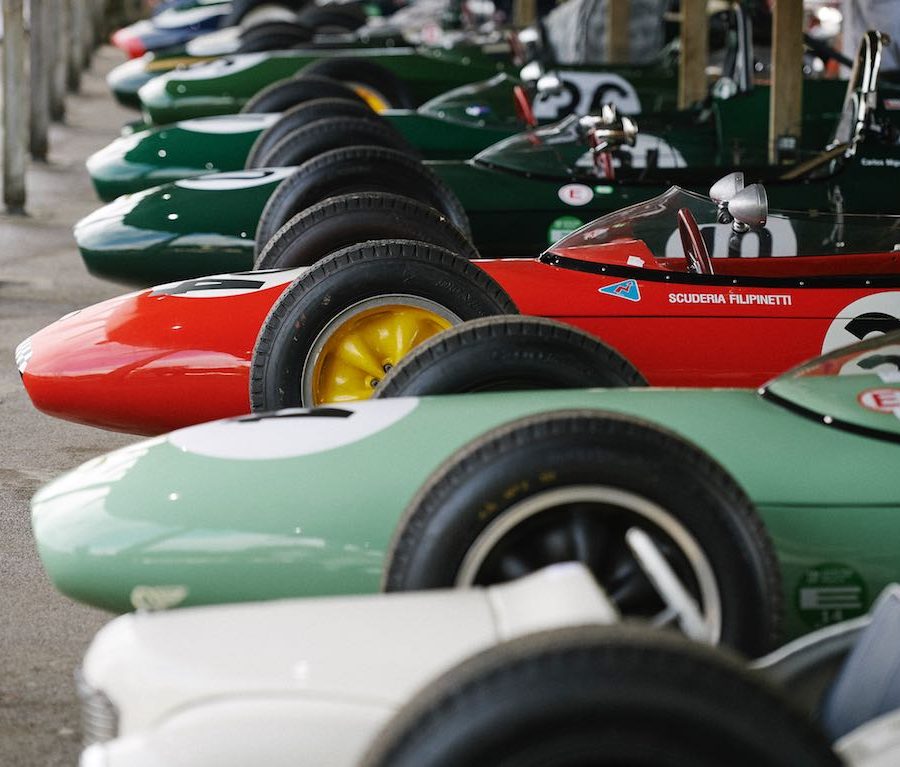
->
[768, 0, 804, 163]
[68, 0, 84, 92]
[81, 0, 94, 68]
[3, 0, 27, 212]
[678, 0, 708, 109]
[606, 0, 630, 63]
[29, 0, 51, 161]
[512, 0, 537, 28]
[50, 0, 68, 122]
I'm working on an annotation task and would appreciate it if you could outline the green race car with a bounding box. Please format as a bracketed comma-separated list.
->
[75, 32, 900, 286]
[30, 331, 900, 653]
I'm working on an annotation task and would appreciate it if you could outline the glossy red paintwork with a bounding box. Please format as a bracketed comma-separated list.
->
[110, 29, 146, 59]
[19, 248, 900, 434]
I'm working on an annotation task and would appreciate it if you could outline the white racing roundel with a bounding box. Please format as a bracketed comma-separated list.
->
[167, 398, 419, 460]
[822, 293, 900, 374]
[533, 72, 641, 121]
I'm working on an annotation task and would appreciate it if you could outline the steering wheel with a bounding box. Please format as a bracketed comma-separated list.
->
[678, 208, 714, 276]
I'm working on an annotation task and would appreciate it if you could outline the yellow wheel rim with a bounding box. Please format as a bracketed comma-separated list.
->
[351, 84, 391, 113]
[306, 298, 457, 404]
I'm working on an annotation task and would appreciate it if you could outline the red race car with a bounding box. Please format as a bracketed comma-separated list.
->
[18, 180, 900, 435]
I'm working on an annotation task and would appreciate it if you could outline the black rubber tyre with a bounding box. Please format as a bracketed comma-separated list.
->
[296, 3, 367, 32]
[383, 411, 783, 655]
[245, 98, 377, 168]
[254, 116, 414, 169]
[374, 316, 647, 398]
[249, 240, 517, 409]
[299, 57, 416, 109]
[254, 146, 469, 255]
[240, 75, 366, 115]
[236, 21, 314, 53]
[255, 192, 478, 269]
[362, 626, 841, 767]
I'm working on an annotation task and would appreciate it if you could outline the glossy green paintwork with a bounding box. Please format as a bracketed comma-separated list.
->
[89, 77, 853, 203]
[32, 382, 900, 640]
[138, 47, 514, 124]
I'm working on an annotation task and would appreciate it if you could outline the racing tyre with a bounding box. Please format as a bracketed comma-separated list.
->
[383, 411, 783, 655]
[254, 146, 470, 255]
[362, 626, 840, 767]
[374, 316, 646, 397]
[250, 240, 517, 408]
[296, 3, 367, 33]
[246, 98, 377, 168]
[299, 58, 416, 110]
[236, 21, 314, 53]
[240, 75, 366, 114]
[255, 192, 478, 269]
[253, 116, 414, 169]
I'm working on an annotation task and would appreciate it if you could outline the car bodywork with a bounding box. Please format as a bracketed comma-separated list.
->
[28, 335, 900, 643]
[87, 74, 852, 203]
[75, 32, 900, 285]
[22, 186, 900, 434]
[76, 565, 616, 766]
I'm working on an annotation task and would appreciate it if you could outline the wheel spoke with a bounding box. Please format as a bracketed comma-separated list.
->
[333, 332, 385, 379]
[625, 527, 712, 643]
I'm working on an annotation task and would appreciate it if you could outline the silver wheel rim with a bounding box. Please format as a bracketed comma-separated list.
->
[456, 485, 722, 644]
[301, 294, 462, 405]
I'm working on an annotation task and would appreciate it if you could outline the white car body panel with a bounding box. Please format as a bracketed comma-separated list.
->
[80, 564, 616, 767]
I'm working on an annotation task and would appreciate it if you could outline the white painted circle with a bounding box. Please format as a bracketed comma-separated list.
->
[174, 167, 293, 191]
[821, 293, 900, 369]
[533, 71, 641, 120]
[167, 398, 419, 460]
[150, 268, 302, 298]
[664, 216, 798, 260]
[558, 183, 594, 207]
[177, 114, 279, 134]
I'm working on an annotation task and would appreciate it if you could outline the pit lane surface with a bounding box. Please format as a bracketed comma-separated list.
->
[0, 48, 140, 765]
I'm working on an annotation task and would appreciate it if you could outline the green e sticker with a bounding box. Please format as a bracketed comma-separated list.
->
[547, 216, 583, 244]
[795, 563, 868, 628]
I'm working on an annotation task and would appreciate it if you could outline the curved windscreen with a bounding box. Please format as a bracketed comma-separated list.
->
[550, 187, 900, 267]
[764, 331, 900, 440]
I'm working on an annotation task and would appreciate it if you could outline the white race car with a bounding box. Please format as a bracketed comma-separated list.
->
[78, 565, 900, 767]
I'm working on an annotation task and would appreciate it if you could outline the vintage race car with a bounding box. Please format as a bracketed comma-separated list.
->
[71, 568, 900, 767]
[88, 65, 852, 203]
[110, 0, 234, 58]
[28, 333, 900, 648]
[75, 32, 900, 285]
[23, 182, 900, 433]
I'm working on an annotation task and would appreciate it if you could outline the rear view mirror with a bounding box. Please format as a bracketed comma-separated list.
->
[709, 172, 745, 204]
[536, 74, 563, 96]
[729, 183, 768, 231]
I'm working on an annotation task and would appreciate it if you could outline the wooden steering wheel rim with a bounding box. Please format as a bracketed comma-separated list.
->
[677, 207, 714, 275]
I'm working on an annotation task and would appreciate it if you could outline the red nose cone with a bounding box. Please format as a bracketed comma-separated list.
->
[111, 28, 147, 59]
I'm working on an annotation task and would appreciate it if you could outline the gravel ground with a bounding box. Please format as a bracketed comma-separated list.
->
[0, 47, 144, 766]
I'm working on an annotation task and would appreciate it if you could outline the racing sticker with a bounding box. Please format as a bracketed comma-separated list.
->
[558, 184, 594, 207]
[858, 388, 900, 415]
[795, 563, 867, 628]
[547, 215, 583, 243]
[822, 293, 900, 371]
[167, 398, 419, 460]
[150, 268, 303, 298]
[533, 72, 641, 121]
[599, 279, 640, 302]
[174, 167, 293, 191]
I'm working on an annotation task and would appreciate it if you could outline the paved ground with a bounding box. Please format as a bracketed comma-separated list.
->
[0, 47, 140, 765]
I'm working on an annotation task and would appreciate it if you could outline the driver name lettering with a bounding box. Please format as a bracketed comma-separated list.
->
[668, 293, 792, 306]
[860, 158, 900, 168]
